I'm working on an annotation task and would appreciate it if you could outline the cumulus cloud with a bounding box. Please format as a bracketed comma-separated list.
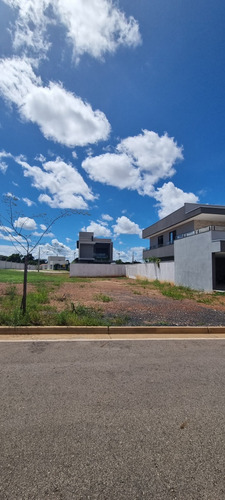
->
[82, 130, 183, 195]
[3, 0, 141, 60]
[16, 156, 95, 209]
[153, 182, 199, 219]
[102, 214, 113, 221]
[82, 221, 111, 238]
[113, 216, 142, 237]
[39, 238, 75, 261]
[0, 57, 111, 147]
[82, 152, 141, 190]
[14, 216, 37, 231]
[113, 246, 144, 262]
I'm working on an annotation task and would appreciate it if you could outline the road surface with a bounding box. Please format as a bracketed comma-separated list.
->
[1, 340, 225, 499]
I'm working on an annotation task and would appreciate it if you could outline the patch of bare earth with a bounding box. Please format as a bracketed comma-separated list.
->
[49, 279, 225, 326]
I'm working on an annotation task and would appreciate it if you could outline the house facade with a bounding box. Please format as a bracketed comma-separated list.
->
[77, 232, 113, 263]
[143, 203, 225, 291]
[41, 256, 69, 270]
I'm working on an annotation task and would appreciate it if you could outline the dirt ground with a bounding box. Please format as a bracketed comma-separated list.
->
[2, 278, 225, 326]
[49, 278, 225, 326]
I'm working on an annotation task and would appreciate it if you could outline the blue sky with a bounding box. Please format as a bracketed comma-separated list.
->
[0, 0, 224, 262]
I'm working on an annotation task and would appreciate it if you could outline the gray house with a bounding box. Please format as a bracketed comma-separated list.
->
[77, 232, 113, 263]
[143, 203, 225, 291]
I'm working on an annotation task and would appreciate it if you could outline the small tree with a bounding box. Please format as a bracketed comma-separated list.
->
[0, 195, 88, 314]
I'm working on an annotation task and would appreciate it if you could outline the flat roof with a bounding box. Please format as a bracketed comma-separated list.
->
[142, 203, 225, 239]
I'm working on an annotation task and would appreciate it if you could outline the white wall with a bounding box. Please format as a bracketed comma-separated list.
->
[174, 231, 221, 291]
[70, 262, 174, 282]
[0, 261, 37, 270]
[126, 262, 174, 283]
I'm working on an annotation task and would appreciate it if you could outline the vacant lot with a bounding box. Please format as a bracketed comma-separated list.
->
[1, 270, 225, 326]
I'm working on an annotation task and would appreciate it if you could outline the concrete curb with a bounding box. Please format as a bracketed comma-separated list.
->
[1, 325, 225, 336]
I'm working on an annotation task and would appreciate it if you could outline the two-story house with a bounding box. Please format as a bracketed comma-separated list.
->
[77, 232, 113, 263]
[143, 203, 225, 291]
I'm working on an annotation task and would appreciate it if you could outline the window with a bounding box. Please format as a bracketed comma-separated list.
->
[158, 235, 163, 246]
[169, 230, 176, 244]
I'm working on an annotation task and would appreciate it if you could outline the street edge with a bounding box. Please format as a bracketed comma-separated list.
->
[0, 325, 225, 335]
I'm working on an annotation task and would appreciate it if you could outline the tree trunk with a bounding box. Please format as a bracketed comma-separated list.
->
[21, 255, 28, 314]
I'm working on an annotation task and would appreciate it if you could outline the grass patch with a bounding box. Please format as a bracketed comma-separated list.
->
[0, 269, 92, 286]
[94, 293, 112, 303]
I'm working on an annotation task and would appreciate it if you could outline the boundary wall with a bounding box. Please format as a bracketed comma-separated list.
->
[0, 261, 37, 271]
[126, 262, 174, 283]
[70, 262, 174, 283]
[70, 263, 126, 277]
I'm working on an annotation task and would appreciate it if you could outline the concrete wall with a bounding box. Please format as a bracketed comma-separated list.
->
[0, 261, 37, 270]
[70, 263, 126, 277]
[70, 262, 174, 283]
[126, 262, 174, 283]
[174, 231, 221, 291]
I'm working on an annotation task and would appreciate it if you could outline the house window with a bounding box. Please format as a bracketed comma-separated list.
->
[158, 235, 163, 247]
[169, 230, 176, 244]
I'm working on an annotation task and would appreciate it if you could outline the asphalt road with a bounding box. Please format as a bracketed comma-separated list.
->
[1, 340, 225, 500]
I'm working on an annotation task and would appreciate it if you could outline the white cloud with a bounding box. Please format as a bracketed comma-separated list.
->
[102, 214, 113, 221]
[118, 130, 183, 189]
[0, 58, 111, 147]
[82, 130, 183, 195]
[113, 216, 142, 237]
[16, 156, 96, 209]
[0, 150, 13, 173]
[153, 182, 199, 219]
[39, 238, 75, 261]
[113, 246, 144, 262]
[22, 197, 35, 207]
[2, 0, 52, 55]
[3, 0, 141, 60]
[82, 221, 111, 238]
[0, 244, 21, 256]
[82, 152, 140, 190]
[14, 216, 37, 231]
[55, 0, 141, 61]
[35, 154, 46, 162]
[40, 224, 47, 231]
[0, 225, 14, 234]
[33, 231, 54, 238]
[0, 162, 8, 174]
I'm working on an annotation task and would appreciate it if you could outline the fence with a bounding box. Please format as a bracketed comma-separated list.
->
[0, 261, 37, 271]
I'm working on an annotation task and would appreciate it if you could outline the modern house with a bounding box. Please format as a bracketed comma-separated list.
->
[77, 232, 113, 263]
[143, 203, 225, 291]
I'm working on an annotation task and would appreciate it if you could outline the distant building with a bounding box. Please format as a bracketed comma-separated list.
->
[41, 256, 69, 270]
[77, 232, 113, 263]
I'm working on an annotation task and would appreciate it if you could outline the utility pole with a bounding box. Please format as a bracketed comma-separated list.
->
[37, 246, 40, 273]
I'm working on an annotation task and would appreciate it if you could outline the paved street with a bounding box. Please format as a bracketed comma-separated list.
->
[1, 340, 225, 499]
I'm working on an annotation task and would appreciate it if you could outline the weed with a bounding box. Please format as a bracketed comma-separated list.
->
[94, 293, 112, 302]
[5, 283, 17, 301]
